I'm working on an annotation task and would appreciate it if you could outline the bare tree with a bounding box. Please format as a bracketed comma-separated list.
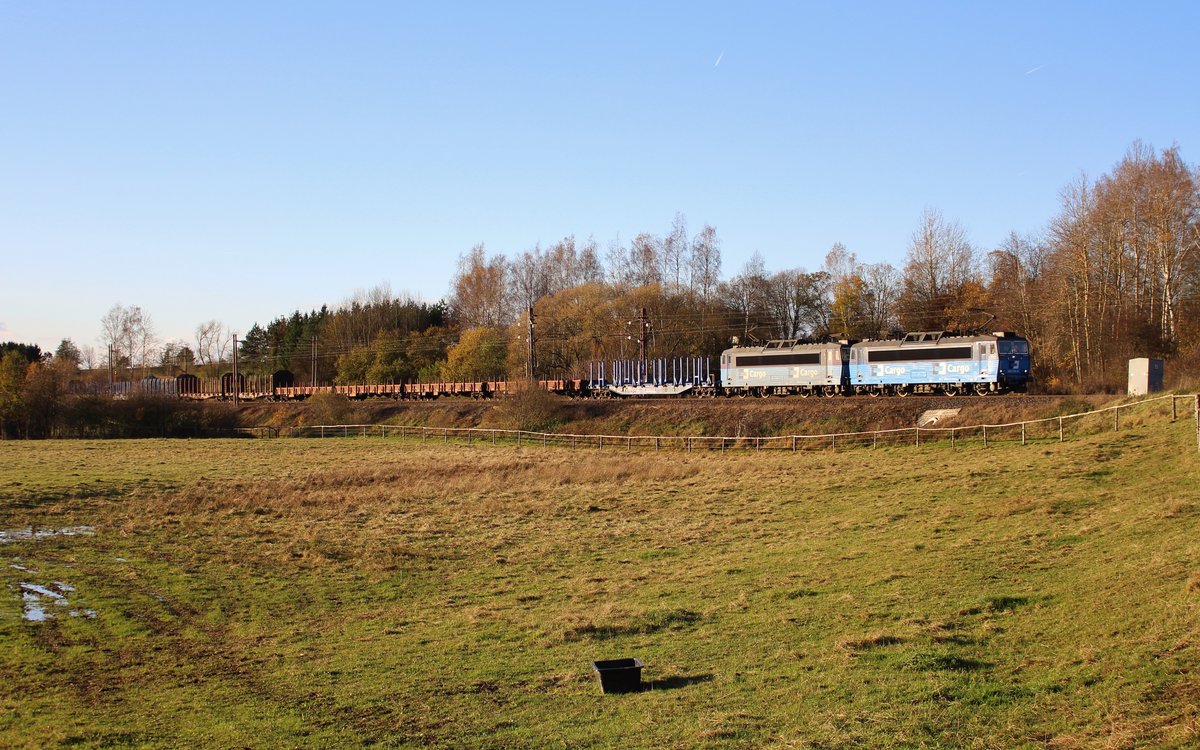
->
[764, 269, 830, 340]
[722, 253, 769, 340]
[689, 224, 722, 301]
[509, 245, 551, 313]
[544, 236, 581, 293]
[629, 232, 662, 288]
[450, 244, 510, 328]
[194, 320, 230, 366]
[578, 237, 605, 283]
[100, 304, 157, 376]
[79, 345, 98, 371]
[861, 262, 901, 338]
[899, 208, 977, 330]
[661, 213, 689, 290]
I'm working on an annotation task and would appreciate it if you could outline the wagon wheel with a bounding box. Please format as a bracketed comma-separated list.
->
[973, 382, 991, 396]
[943, 384, 961, 397]
[758, 388, 771, 398]
[822, 385, 839, 398]
[894, 384, 910, 398]
[798, 388, 811, 398]
[868, 387, 882, 397]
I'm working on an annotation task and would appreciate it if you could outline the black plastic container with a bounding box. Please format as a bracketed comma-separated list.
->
[591, 658, 643, 694]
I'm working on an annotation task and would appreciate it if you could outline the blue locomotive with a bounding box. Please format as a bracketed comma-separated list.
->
[848, 331, 1030, 396]
[713, 331, 1030, 397]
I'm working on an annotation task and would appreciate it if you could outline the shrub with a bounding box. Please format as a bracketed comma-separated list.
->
[305, 392, 359, 426]
[495, 380, 563, 432]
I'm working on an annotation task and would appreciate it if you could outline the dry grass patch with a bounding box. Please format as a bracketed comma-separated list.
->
[2, 422, 1199, 748]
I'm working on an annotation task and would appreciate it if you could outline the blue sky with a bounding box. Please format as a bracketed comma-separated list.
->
[2, 1, 1197, 353]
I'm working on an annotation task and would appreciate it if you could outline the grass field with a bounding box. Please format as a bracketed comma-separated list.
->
[1, 416, 1198, 748]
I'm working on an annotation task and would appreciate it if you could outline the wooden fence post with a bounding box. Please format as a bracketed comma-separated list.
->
[983, 426, 988, 448]
[915, 427, 920, 448]
[1059, 417, 1064, 442]
[1021, 423, 1026, 445]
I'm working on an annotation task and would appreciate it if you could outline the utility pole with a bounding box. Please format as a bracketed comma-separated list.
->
[638, 307, 651, 381]
[107, 345, 114, 388]
[638, 307, 650, 363]
[311, 336, 317, 387]
[232, 333, 239, 406]
[526, 306, 536, 382]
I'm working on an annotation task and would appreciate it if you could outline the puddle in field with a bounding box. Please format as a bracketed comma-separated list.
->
[0, 526, 96, 544]
[2, 528, 99, 620]
[14, 581, 95, 622]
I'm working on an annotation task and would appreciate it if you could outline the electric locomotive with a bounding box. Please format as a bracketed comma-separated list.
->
[848, 331, 1030, 396]
[719, 338, 849, 397]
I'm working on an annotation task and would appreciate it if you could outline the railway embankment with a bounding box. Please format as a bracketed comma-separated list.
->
[235, 392, 1120, 438]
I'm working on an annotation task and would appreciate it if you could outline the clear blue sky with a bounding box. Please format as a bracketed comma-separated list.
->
[3, 1, 1197, 354]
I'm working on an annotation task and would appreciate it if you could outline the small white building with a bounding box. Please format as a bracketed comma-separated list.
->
[1128, 358, 1164, 396]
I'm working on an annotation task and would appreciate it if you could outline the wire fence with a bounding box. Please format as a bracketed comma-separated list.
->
[279, 393, 1200, 453]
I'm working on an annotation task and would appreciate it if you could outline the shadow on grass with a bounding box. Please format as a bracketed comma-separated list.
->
[906, 652, 993, 672]
[642, 674, 715, 691]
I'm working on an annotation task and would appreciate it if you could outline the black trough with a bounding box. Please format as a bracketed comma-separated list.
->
[591, 658, 643, 694]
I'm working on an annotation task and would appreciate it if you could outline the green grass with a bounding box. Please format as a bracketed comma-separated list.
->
[1, 418, 1198, 748]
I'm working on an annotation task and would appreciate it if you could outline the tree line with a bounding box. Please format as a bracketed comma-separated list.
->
[2, 139, 1195, 435]
[437, 142, 1198, 391]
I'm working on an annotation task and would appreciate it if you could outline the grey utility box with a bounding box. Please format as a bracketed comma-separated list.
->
[1128, 358, 1164, 396]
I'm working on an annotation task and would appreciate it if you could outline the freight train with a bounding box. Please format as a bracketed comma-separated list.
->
[141, 330, 1029, 401]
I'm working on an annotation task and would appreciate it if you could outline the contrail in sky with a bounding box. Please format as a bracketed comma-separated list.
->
[715, 51, 724, 67]
[1025, 65, 1044, 75]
